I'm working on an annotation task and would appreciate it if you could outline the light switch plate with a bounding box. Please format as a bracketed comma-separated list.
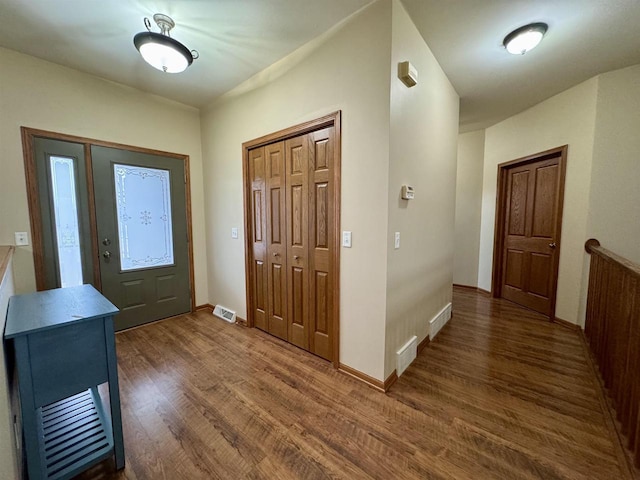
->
[15, 232, 29, 246]
[394, 232, 400, 249]
[342, 231, 352, 248]
[231, 228, 238, 239]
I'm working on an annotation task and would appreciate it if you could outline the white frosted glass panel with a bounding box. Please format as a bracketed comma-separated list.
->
[114, 164, 174, 271]
[50, 156, 83, 287]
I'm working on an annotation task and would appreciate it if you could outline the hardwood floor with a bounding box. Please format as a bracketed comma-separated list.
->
[76, 288, 635, 479]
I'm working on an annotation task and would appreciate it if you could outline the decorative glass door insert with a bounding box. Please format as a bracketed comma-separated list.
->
[113, 164, 174, 271]
[49, 156, 83, 287]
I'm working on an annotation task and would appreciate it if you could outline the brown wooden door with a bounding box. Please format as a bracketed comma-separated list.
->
[286, 134, 310, 350]
[265, 141, 288, 340]
[249, 147, 268, 331]
[498, 148, 566, 317]
[245, 115, 339, 363]
[308, 127, 335, 360]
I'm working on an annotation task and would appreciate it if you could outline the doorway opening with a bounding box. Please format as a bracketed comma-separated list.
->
[21, 127, 195, 330]
[491, 145, 567, 318]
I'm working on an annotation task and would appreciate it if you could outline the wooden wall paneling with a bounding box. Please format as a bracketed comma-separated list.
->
[612, 270, 632, 413]
[265, 142, 288, 340]
[285, 134, 310, 350]
[626, 279, 640, 447]
[584, 239, 640, 468]
[620, 274, 638, 433]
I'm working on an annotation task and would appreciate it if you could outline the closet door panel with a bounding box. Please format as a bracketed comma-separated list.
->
[308, 127, 334, 360]
[286, 135, 309, 349]
[249, 147, 268, 331]
[265, 142, 287, 340]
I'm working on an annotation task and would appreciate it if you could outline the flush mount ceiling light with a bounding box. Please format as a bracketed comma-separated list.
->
[133, 14, 199, 73]
[503, 22, 548, 55]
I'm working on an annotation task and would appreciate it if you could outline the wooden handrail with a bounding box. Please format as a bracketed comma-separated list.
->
[585, 238, 640, 279]
[584, 238, 640, 467]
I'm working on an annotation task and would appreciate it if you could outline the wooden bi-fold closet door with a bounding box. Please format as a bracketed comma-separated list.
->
[247, 125, 336, 361]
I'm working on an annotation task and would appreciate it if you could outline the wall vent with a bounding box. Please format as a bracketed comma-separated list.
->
[213, 305, 236, 323]
[429, 303, 452, 340]
[396, 335, 418, 377]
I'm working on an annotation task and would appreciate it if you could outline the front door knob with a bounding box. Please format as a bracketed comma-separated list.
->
[103, 250, 111, 259]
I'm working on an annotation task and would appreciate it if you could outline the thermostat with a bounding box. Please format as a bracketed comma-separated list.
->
[401, 185, 414, 200]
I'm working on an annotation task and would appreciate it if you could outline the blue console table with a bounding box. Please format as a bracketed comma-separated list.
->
[4, 285, 125, 479]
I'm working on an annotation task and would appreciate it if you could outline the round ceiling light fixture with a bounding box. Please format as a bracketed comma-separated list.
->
[503, 22, 548, 55]
[133, 14, 199, 73]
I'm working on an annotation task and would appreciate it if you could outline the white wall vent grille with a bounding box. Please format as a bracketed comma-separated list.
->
[396, 335, 418, 377]
[429, 303, 452, 340]
[213, 305, 236, 323]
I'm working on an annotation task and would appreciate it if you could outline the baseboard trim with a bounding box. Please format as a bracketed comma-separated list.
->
[236, 316, 247, 326]
[418, 335, 430, 354]
[384, 370, 398, 391]
[453, 284, 490, 296]
[339, 364, 397, 392]
[195, 303, 214, 313]
[553, 316, 581, 331]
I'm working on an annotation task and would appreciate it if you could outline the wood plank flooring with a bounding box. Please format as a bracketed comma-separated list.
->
[76, 288, 635, 479]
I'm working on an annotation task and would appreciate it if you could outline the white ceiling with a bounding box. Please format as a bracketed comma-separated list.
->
[1, 1, 640, 131]
[0, 0, 373, 108]
[401, 0, 640, 131]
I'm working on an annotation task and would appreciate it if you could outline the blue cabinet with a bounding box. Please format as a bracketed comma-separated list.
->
[4, 285, 125, 479]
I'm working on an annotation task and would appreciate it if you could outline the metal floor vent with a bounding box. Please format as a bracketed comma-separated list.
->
[213, 305, 236, 323]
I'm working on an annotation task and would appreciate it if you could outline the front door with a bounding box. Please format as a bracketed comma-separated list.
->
[494, 146, 567, 317]
[27, 132, 192, 331]
[91, 146, 191, 330]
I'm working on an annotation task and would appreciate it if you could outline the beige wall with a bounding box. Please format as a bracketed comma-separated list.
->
[384, 1, 459, 378]
[0, 248, 19, 479]
[453, 130, 484, 287]
[0, 47, 208, 304]
[588, 65, 640, 264]
[479, 78, 599, 324]
[200, 0, 392, 380]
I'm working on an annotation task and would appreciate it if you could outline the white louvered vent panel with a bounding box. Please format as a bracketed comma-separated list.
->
[213, 305, 236, 323]
[429, 303, 452, 340]
[396, 335, 418, 377]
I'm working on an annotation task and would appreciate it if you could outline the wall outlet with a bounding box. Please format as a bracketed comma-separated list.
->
[342, 231, 352, 248]
[394, 232, 400, 249]
[231, 227, 238, 239]
[14, 232, 29, 246]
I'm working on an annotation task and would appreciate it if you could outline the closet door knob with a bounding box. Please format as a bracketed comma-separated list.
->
[294, 255, 300, 260]
[273, 252, 280, 257]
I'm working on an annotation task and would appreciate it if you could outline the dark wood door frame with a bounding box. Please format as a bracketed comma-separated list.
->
[20, 127, 196, 313]
[242, 111, 341, 368]
[491, 145, 568, 319]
